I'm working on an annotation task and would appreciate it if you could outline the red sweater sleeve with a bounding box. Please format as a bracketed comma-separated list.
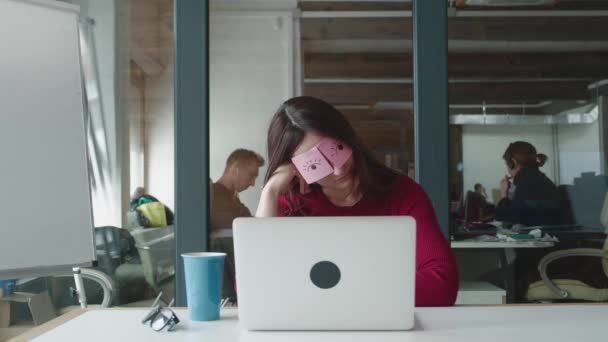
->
[407, 184, 459, 306]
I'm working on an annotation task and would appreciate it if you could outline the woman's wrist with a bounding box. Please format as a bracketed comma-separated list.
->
[262, 183, 281, 198]
[256, 185, 280, 217]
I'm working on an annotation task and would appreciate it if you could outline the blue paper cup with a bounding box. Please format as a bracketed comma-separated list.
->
[182, 252, 226, 321]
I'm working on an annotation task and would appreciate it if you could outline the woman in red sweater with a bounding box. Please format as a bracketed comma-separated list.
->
[256, 96, 458, 306]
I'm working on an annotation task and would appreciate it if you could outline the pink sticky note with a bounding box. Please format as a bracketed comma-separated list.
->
[291, 147, 334, 184]
[316, 137, 352, 169]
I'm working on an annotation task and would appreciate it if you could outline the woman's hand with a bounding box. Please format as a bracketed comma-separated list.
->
[256, 162, 310, 217]
[264, 163, 311, 196]
[499, 175, 510, 199]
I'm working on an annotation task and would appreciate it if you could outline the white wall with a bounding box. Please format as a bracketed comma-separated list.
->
[146, 55, 175, 209]
[462, 125, 556, 201]
[209, 12, 294, 212]
[556, 121, 601, 185]
[129, 83, 144, 192]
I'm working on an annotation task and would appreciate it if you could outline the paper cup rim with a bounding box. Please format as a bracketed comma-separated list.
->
[181, 252, 226, 258]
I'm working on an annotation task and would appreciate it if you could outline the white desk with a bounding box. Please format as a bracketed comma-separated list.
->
[451, 240, 554, 248]
[452, 239, 555, 303]
[20, 305, 608, 342]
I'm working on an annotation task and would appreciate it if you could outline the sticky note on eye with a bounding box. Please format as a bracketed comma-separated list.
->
[291, 148, 333, 184]
[316, 138, 352, 169]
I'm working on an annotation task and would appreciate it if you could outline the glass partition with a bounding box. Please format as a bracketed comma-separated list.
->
[447, 4, 608, 304]
[208, 1, 415, 303]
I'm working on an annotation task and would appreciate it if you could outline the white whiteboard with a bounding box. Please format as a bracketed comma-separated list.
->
[0, 0, 95, 278]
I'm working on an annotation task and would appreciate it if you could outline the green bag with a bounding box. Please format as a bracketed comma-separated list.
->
[137, 201, 167, 227]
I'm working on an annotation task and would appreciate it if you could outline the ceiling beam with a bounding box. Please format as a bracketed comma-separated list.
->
[300, 1, 411, 11]
[300, 17, 608, 41]
[300, 10, 608, 18]
[304, 81, 591, 104]
[340, 108, 414, 121]
[337, 104, 548, 115]
[299, 0, 608, 11]
[303, 39, 608, 53]
[304, 52, 608, 79]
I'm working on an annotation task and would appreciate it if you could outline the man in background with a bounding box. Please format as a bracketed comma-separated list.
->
[474, 183, 488, 201]
[210, 149, 265, 233]
[473, 183, 495, 219]
[210, 148, 264, 302]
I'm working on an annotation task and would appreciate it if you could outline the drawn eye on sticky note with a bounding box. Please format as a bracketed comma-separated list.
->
[317, 137, 352, 169]
[291, 147, 333, 184]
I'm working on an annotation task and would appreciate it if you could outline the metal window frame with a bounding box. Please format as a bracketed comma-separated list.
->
[413, 0, 449, 238]
[174, 0, 209, 306]
[172, 0, 451, 303]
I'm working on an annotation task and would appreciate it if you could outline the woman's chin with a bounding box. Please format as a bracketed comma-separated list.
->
[333, 176, 353, 188]
[318, 175, 354, 189]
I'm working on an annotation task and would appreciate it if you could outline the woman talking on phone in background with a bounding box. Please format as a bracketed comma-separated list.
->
[256, 96, 458, 307]
[495, 141, 563, 226]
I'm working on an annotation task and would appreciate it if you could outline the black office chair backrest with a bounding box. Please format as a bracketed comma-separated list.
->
[94, 226, 137, 275]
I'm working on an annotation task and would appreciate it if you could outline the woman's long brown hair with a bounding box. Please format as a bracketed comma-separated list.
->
[264, 96, 401, 213]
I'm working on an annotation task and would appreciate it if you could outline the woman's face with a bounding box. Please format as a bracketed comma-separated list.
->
[292, 132, 355, 190]
[506, 159, 521, 177]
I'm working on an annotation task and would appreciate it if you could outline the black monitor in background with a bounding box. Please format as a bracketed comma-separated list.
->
[451, 191, 497, 239]
[568, 172, 608, 231]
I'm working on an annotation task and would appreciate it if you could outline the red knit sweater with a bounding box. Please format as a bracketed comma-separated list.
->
[278, 175, 459, 306]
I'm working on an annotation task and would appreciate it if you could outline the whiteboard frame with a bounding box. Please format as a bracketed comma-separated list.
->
[9, 0, 79, 14]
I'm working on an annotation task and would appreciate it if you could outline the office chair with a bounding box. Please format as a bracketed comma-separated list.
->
[209, 229, 237, 302]
[47, 227, 143, 308]
[525, 192, 608, 302]
[3, 268, 114, 326]
[132, 225, 175, 305]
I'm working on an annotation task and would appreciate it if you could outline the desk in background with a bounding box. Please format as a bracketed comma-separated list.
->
[451, 239, 555, 303]
[451, 240, 554, 249]
[18, 305, 608, 341]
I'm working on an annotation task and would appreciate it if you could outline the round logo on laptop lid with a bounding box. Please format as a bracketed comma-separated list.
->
[310, 261, 341, 289]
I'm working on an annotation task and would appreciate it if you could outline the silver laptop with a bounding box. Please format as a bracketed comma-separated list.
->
[233, 216, 416, 331]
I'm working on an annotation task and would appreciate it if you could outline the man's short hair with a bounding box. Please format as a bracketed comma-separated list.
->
[225, 149, 265, 169]
[474, 183, 482, 191]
